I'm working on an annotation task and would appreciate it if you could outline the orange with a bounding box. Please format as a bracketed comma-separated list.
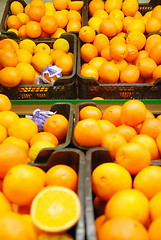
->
[0, 211, 37, 240]
[111, 18, 123, 33]
[0, 192, 11, 214]
[50, 49, 65, 64]
[2, 164, 45, 206]
[80, 65, 99, 80]
[156, 132, 161, 156]
[99, 61, 119, 83]
[0, 67, 21, 87]
[131, 134, 159, 160]
[51, 28, 66, 38]
[93, 34, 110, 54]
[140, 118, 161, 140]
[31, 52, 52, 73]
[114, 125, 137, 142]
[54, 10, 68, 29]
[16, 62, 36, 84]
[88, 16, 103, 33]
[105, 189, 149, 225]
[122, 0, 138, 17]
[0, 143, 28, 178]
[40, 15, 58, 34]
[67, 10, 82, 22]
[8, 118, 38, 144]
[25, 21, 42, 38]
[0, 124, 7, 144]
[79, 106, 102, 120]
[110, 35, 126, 45]
[88, 0, 105, 16]
[122, 16, 134, 32]
[149, 192, 161, 221]
[93, 9, 109, 19]
[92, 162, 132, 201]
[100, 46, 112, 61]
[10, 1, 24, 15]
[34, 43, 50, 55]
[45, 164, 78, 191]
[79, 26, 96, 43]
[0, 94, 11, 111]
[136, 57, 157, 78]
[92, 97, 104, 100]
[148, 217, 161, 240]
[126, 31, 146, 50]
[74, 118, 102, 147]
[44, 114, 68, 141]
[7, 15, 22, 30]
[133, 165, 161, 199]
[17, 12, 30, 25]
[120, 100, 147, 127]
[0, 39, 15, 50]
[109, 9, 124, 20]
[30, 132, 59, 147]
[53, 0, 68, 10]
[68, 0, 84, 11]
[145, 16, 161, 33]
[30, 0, 45, 8]
[89, 57, 106, 70]
[133, 50, 149, 65]
[80, 43, 98, 63]
[66, 19, 81, 32]
[3, 136, 29, 153]
[55, 53, 73, 75]
[153, 65, 161, 81]
[125, 43, 138, 63]
[116, 142, 151, 175]
[27, 5, 45, 22]
[98, 217, 149, 240]
[101, 132, 127, 159]
[0, 48, 18, 68]
[104, 0, 122, 13]
[103, 105, 122, 127]
[97, 119, 116, 136]
[18, 25, 28, 38]
[95, 214, 106, 235]
[30, 186, 81, 232]
[110, 42, 128, 61]
[100, 19, 117, 37]
[151, 5, 161, 21]
[149, 42, 161, 65]
[145, 34, 161, 53]
[121, 64, 140, 83]
[127, 18, 145, 33]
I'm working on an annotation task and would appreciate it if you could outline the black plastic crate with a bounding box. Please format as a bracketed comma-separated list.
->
[77, 38, 161, 100]
[0, 33, 78, 99]
[30, 148, 85, 240]
[85, 147, 161, 240]
[0, 0, 87, 38]
[26, 102, 74, 162]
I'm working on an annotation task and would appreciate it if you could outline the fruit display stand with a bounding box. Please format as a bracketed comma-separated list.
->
[30, 148, 86, 240]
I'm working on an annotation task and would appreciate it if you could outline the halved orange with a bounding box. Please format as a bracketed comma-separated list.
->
[30, 186, 81, 232]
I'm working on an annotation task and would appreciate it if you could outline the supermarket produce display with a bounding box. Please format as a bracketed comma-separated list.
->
[1, 0, 161, 239]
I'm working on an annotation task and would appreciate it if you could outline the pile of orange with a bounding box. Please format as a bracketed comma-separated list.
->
[79, 0, 161, 84]
[0, 38, 74, 87]
[6, 0, 84, 38]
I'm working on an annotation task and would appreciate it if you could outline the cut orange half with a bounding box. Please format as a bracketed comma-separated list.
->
[30, 186, 81, 232]
[68, 1, 84, 11]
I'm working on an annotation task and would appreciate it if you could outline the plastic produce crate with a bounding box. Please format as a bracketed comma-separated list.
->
[77, 38, 161, 100]
[85, 147, 161, 240]
[30, 148, 85, 240]
[26, 102, 74, 162]
[0, 0, 87, 37]
[0, 33, 78, 99]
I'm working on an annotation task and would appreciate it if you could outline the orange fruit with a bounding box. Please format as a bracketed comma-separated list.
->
[7, 15, 22, 30]
[0, 48, 18, 68]
[131, 134, 159, 160]
[110, 42, 128, 61]
[133, 50, 149, 65]
[114, 125, 137, 142]
[79, 106, 102, 120]
[0, 39, 15, 51]
[153, 65, 161, 82]
[3, 136, 29, 153]
[30, 132, 59, 147]
[99, 61, 119, 83]
[68, 0, 84, 10]
[109, 9, 124, 20]
[97, 119, 116, 137]
[120, 100, 146, 127]
[88, 0, 105, 16]
[145, 34, 161, 53]
[17, 49, 32, 64]
[104, 0, 122, 13]
[122, 0, 138, 17]
[0, 67, 21, 87]
[31, 52, 52, 73]
[17, 12, 30, 25]
[122, 16, 134, 32]
[148, 217, 161, 240]
[80, 43, 98, 63]
[2, 164, 46, 206]
[0, 143, 28, 179]
[0, 192, 11, 214]
[27, 5, 45, 22]
[156, 132, 161, 156]
[145, 16, 161, 33]
[18, 25, 28, 38]
[105, 189, 149, 225]
[74, 118, 102, 147]
[50, 28, 66, 38]
[116, 142, 151, 175]
[25, 21, 42, 38]
[54, 10, 68, 29]
[110, 35, 126, 45]
[45, 164, 78, 191]
[149, 192, 161, 221]
[127, 18, 145, 33]
[133, 165, 161, 199]
[95, 214, 106, 235]
[126, 31, 146, 50]
[92, 97, 104, 100]
[10, 1, 24, 15]
[125, 43, 138, 63]
[0, 211, 37, 240]
[88, 16, 103, 33]
[53, 0, 68, 10]
[30, 0, 45, 8]
[98, 217, 149, 240]
[30, 186, 81, 232]
[149, 42, 161, 65]
[79, 26, 96, 43]
[120, 64, 139, 83]
[93, 9, 109, 19]
[92, 162, 132, 201]
[136, 57, 157, 78]
[44, 114, 68, 141]
[93, 34, 110, 54]
[16, 62, 36, 84]
[8, 118, 38, 144]
[89, 57, 106, 70]
[103, 105, 122, 127]
[100, 19, 117, 37]
[55, 53, 73, 75]
[66, 19, 81, 32]
[151, 5, 161, 21]
[0, 124, 7, 144]
[67, 10, 82, 22]
[101, 132, 127, 159]
[80, 65, 99, 80]
[50, 49, 65, 64]
[0, 94, 11, 111]
[140, 118, 161, 140]
[100, 46, 112, 61]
